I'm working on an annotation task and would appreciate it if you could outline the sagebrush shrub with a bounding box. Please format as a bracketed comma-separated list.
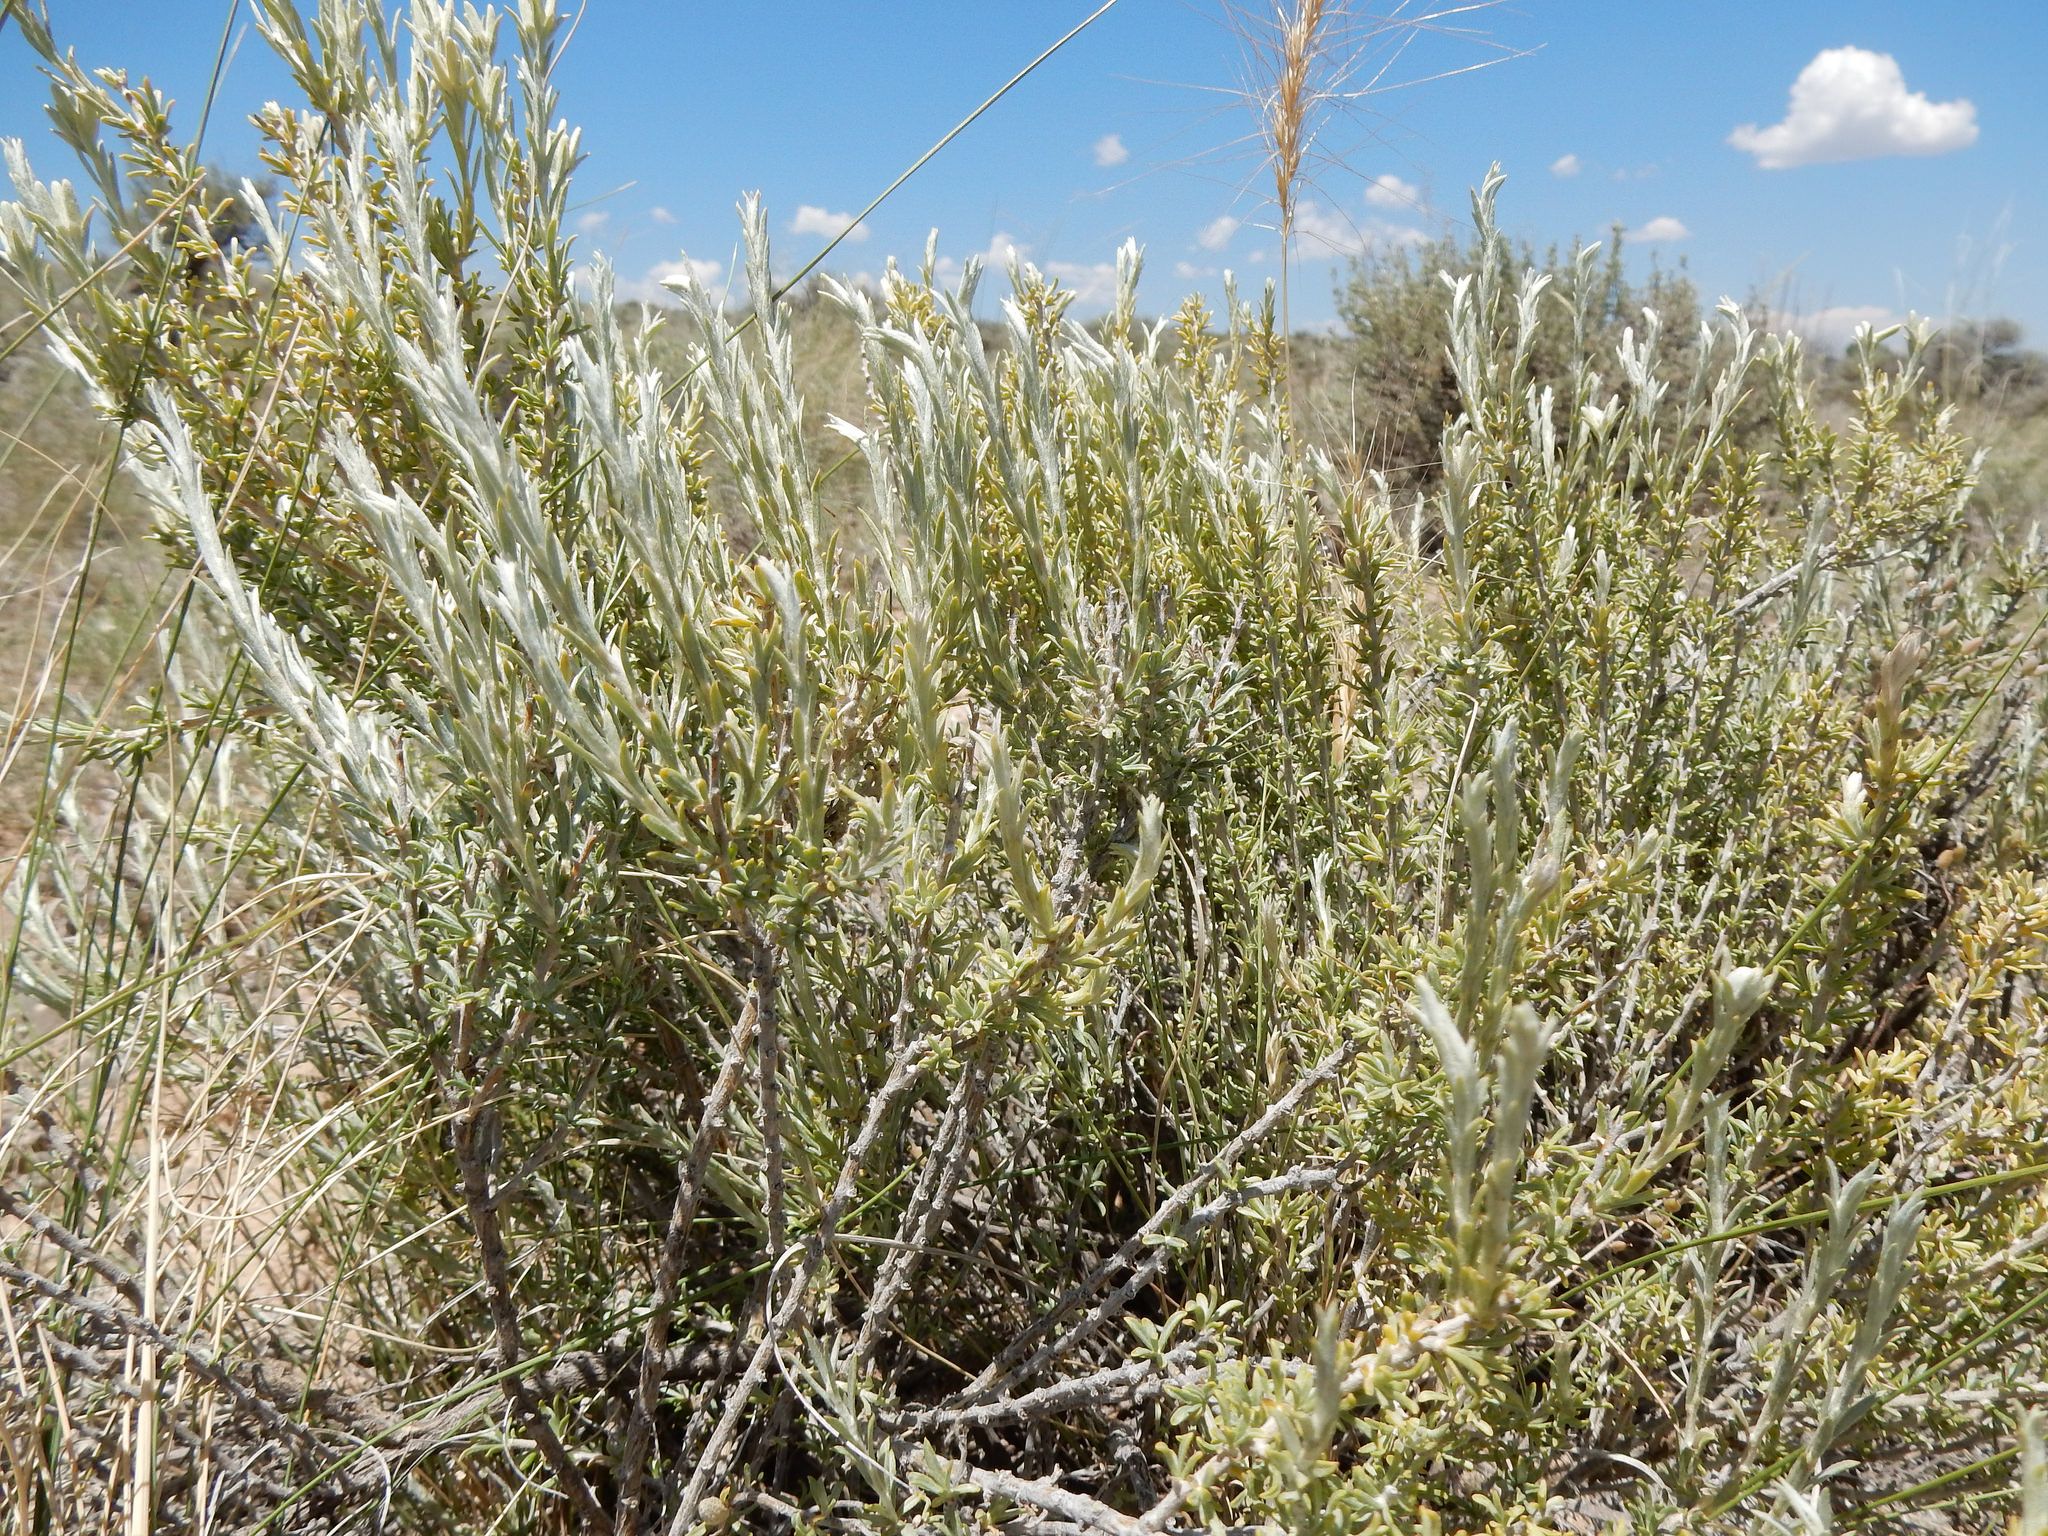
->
[1331, 227, 1701, 493]
[5, 4, 2048, 1535]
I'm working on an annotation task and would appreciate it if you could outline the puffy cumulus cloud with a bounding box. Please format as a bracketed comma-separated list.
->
[1289, 204, 1360, 255]
[625, 254, 724, 304]
[1730, 47, 1977, 169]
[934, 235, 1121, 307]
[655, 255, 724, 291]
[576, 209, 611, 235]
[790, 205, 870, 243]
[1291, 201, 1426, 259]
[1768, 304, 1901, 353]
[1042, 260, 1120, 306]
[1093, 133, 1130, 168]
[1364, 173, 1420, 210]
[964, 231, 1026, 269]
[649, 206, 676, 226]
[1197, 214, 1240, 251]
[1174, 260, 1218, 280]
[1550, 154, 1581, 178]
[1624, 216, 1691, 243]
[934, 232, 1028, 285]
[575, 252, 724, 306]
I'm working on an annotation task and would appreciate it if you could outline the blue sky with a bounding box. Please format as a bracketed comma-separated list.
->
[3, 1, 2043, 349]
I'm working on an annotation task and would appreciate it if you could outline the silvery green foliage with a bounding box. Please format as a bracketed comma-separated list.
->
[5, 3, 2048, 1534]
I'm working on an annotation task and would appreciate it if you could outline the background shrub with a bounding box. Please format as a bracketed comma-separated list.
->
[1322, 227, 1700, 495]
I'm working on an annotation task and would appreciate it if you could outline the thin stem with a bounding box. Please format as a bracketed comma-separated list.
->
[616, 996, 762, 1536]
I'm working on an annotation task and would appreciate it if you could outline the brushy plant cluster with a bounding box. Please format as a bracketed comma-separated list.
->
[5, 4, 2048, 1535]
[1327, 229, 1701, 495]
[1811, 319, 2048, 538]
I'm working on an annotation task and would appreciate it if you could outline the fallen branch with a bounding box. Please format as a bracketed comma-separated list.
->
[964, 1467, 1143, 1536]
[889, 1342, 1206, 1434]
[0, 1185, 147, 1307]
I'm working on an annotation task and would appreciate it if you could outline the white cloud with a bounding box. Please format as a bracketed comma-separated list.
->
[790, 204, 870, 243]
[649, 206, 676, 226]
[587, 253, 725, 306]
[576, 209, 611, 235]
[1291, 201, 1427, 259]
[1175, 260, 1218, 279]
[1197, 215, 1240, 251]
[936, 235, 1119, 306]
[1730, 47, 1977, 169]
[1364, 173, 1420, 210]
[935, 232, 1028, 284]
[973, 231, 1025, 267]
[1291, 204, 1363, 255]
[1624, 216, 1691, 243]
[1093, 133, 1130, 168]
[649, 255, 723, 297]
[1043, 260, 1121, 305]
[1768, 304, 1900, 352]
[1550, 154, 1581, 178]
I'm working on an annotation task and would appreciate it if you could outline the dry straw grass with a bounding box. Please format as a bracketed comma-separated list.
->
[1218, 0, 1513, 407]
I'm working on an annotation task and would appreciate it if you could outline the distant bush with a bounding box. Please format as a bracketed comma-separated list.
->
[1330, 228, 1700, 493]
[6, 5, 2048, 1536]
[1802, 317, 2048, 536]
